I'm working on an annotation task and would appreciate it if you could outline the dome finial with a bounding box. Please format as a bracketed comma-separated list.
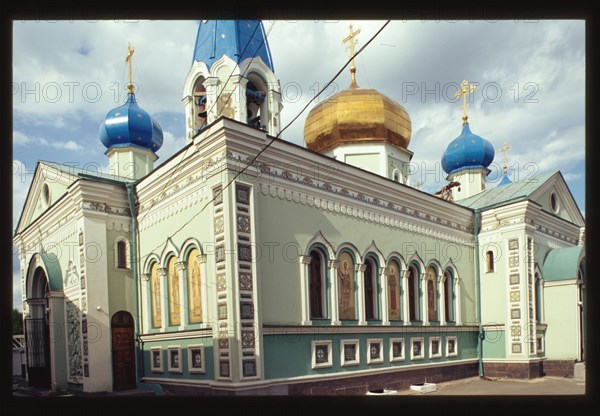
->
[454, 80, 475, 124]
[343, 24, 361, 88]
[497, 142, 512, 174]
[125, 42, 135, 94]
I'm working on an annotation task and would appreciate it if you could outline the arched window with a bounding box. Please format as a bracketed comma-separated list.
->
[388, 261, 401, 321]
[444, 269, 454, 322]
[486, 251, 495, 273]
[408, 266, 420, 322]
[426, 267, 438, 322]
[150, 263, 162, 328]
[193, 76, 207, 134]
[338, 251, 355, 320]
[167, 257, 180, 326]
[309, 249, 326, 319]
[364, 258, 377, 320]
[246, 74, 268, 131]
[117, 240, 127, 269]
[187, 249, 202, 324]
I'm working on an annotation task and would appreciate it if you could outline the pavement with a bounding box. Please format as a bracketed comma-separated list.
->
[393, 375, 585, 395]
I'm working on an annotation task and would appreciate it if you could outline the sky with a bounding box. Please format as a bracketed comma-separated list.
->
[12, 19, 585, 310]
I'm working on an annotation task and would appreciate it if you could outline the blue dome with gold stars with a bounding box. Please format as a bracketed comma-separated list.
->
[99, 93, 163, 152]
[193, 20, 274, 71]
[441, 123, 494, 175]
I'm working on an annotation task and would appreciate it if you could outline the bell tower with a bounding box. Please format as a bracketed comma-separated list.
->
[182, 20, 283, 143]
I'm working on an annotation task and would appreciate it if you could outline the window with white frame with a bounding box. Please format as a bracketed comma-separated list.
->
[410, 337, 424, 360]
[168, 346, 182, 373]
[429, 336, 442, 358]
[367, 338, 384, 364]
[390, 338, 405, 362]
[114, 238, 131, 269]
[151, 347, 163, 372]
[340, 339, 360, 366]
[446, 336, 458, 357]
[311, 340, 332, 369]
[536, 335, 544, 353]
[309, 248, 327, 319]
[364, 257, 378, 320]
[187, 345, 205, 373]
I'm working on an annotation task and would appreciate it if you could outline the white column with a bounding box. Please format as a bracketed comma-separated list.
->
[141, 273, 151, 333]
[438, 274, 446, 326]
[203, 77, 220, 124]
[329, 260, 340, 325]
[157, 267, 167, 331]
[268, 89, 282, 136]
[175, 261, 187, 330]
[299, 255, 312, 325]
[539, 278, 545, 323]
[199, 254, 208, 326]
[455, 277, 462, 325]
[232, 75, 248, 123]
[402, 269, 410, 326]
[357, 263, 366, 325]
[380, 267, 390, 325]
[421, 272, 429, 325]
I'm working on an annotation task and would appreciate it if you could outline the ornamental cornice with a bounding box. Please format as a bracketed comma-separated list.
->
[138, 188, 207, 231]
[81, 199, 131, 217]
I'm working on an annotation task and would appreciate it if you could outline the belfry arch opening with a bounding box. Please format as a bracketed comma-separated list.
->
[193, 76, 207, 135]
[246, 73, 268, 131]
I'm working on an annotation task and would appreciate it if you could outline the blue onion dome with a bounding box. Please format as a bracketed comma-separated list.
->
[441, 123, 495, 175]
[99, 93, 163, 152]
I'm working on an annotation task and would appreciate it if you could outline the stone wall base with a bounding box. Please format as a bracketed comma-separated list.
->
[543, 360, 576, 377]
[482, 361, 544, 379]
[153, 362, 479, 396]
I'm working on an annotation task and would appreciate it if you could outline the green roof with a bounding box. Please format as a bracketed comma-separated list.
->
[40, 161, 136, 184]
[41, 252, 63, 291]
[542, 246, 584, 282]
[456, 171, 556, 210]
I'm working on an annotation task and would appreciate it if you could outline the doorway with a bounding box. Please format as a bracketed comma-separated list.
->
[111, 311, 136, 390]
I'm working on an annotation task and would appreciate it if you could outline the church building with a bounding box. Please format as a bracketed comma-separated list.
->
[13, 20, 585, 395]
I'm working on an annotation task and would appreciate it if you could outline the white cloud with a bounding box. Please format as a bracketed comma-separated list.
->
[156, 130, 186, 164]
[13, 130, 83, 151]
[52, 140, 83, 150]
[13, 269, 23, 311]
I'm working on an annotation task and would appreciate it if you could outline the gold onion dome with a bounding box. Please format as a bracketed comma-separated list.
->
[303, 85, 412, 153]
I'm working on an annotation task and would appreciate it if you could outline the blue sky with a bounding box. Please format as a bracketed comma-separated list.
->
[12, 20, 585, 309]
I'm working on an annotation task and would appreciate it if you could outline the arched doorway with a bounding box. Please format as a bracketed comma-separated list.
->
[25, 267, 51, 388]
[111, 311, 136, 390]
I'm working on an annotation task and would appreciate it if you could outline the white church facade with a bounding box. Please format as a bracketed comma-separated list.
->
[13, 20, 585, 395]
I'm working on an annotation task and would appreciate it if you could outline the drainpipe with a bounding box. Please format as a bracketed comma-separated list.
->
[126, 183, 143, 383]
[474, 209, 485, 377]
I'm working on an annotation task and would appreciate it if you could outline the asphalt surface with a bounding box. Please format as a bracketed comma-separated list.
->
[393, 376, 585, 395]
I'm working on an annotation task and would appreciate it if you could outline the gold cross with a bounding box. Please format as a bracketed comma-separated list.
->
[497, 142, 512, 174]
[125, 42, 135, 94]
[343, 24, 361, 87]
[454, 80, 475, 124]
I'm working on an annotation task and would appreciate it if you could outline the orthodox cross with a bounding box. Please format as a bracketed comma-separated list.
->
[343, 24, 361, 87]
[454, 80, 475, 124]
[126, 42, 135, 94]
[497, 142, 512, 174]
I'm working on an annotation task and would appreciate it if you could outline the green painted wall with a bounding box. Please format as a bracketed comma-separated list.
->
[344, 153, 381, 174]
[106, 228, 135, 318]
[482, 328, 505, 358]
[142, 337, 214, 380]
[387, 155, 408, 181]
[544, 283, 579, 359]
[534, 187, 573, 222]
[254, 191, 477, 326]
[262, 330, 478, 379]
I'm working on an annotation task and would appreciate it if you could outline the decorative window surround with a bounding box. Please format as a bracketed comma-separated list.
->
[367, 338, 384, 364]
[410, 337, 425, 360]
[168, 346, 183, 373]
[311, 340, 332, 369]
[340, 339, 360, 367]
[114, 237, 131, 270]
[390, 338, 405, 362]
[429, 336, 442, 359]
[151, 347, 163, 373]
[446, 336, 458, 357]
[188, 345, 206, 373]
